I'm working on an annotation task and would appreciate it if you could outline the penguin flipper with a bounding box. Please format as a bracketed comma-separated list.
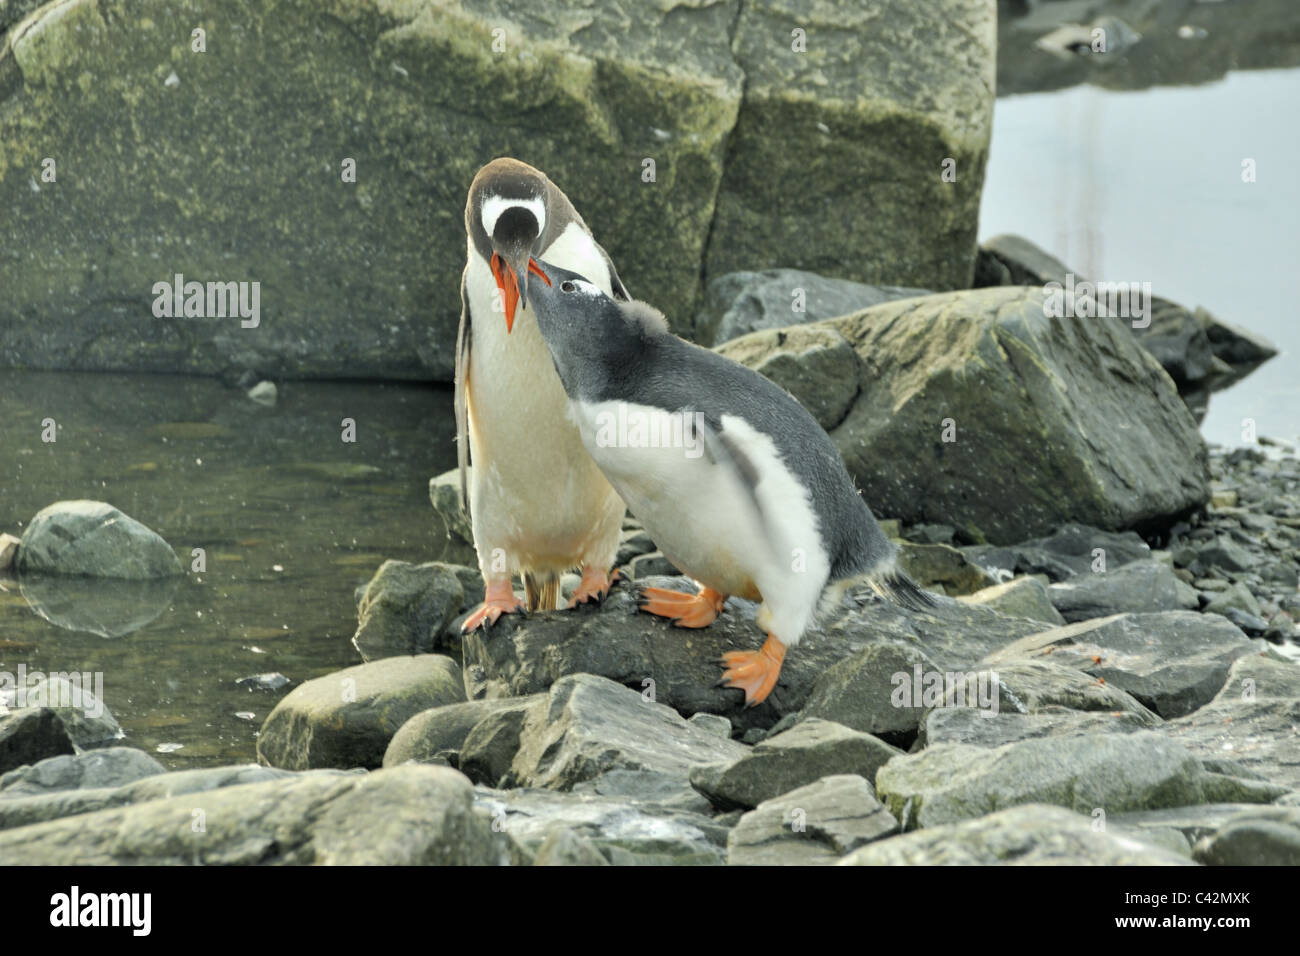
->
[454, 264, 472, 520]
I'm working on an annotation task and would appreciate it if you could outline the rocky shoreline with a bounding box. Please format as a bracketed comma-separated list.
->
[2, 416, 1296, 863]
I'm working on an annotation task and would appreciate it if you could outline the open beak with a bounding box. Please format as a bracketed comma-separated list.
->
[490, 253, 552, 333]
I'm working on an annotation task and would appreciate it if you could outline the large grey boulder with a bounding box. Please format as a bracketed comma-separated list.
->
[382, 698, 529, 769]
[462, 579, 1047, 731]
[0, 0, 740, 374]
[507, 674, 746, 791]
[920, 705, 1158, 750]
[839, 804, 1193, 865]
[0, 746, 164, 796]
[1, 0, 994, 376]
[0, 764, 511, 865]
[16, 501, 182, 578]
[985, 612, 1263, 719]
[1, 675, 122, 747]
[720, 287, 1208, 544]
[1045, 560, 1196, 622]
[475, 784, 726, 866]
[257, 655, 465, 770]
[875, 731, 1284, 831]
[726, 774, 899, 866]
[1191, 806, 1300, 866]
[352, 560, 465, 662]
[1159, 654, 1300, 791]
[706, 0, 995, 292]
[696, 269, 928, 347]
[0, 762, 346, 832]
[690, 718, 901, 811]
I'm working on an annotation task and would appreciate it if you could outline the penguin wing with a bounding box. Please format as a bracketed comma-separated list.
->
[454, 264, 472, 520]
[694, 412, 781, 564]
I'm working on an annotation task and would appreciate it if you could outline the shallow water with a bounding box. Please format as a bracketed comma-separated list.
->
[0, 370, 456, 766]
[980, 68, 1299, 447]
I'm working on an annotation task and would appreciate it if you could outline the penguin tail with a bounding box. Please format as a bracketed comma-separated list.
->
[866, 566, 937, 611]
[523, 572, 561, 612]
[827, 558, 936, 613]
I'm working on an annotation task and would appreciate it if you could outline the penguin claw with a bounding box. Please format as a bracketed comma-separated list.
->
[461, 582, 528, 632]
[635, 586, 727, 628]
[718, 634, 786, 707]
[567, 565, 621, 608]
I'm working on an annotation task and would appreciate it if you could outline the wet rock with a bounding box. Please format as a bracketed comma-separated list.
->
[246, 380, 277, 406]
[958, 576, 1064, 626]
[0, 0, 745, 374]
[532, 826, 610, 866]
[0, 709, 73, 774]
[1113, 803, 1296, 855]
[985, 611, 1261, 719]
[876, 732, 1284, 831]
[716, 325, 859, 431]
[840, 804, 1192, 866]
[1046, 560, 1196, 622]
[920, 705, 1158, 749]
[950, 658, 1159, 720]
[731, 288, 1207, 544]
[235, 672, 290, 692]
[16, 501, 181, 578]
[726, 774, 898, 866]
[1160, 654, 1300, 790]
[462, 579, 1048, 732]
[475, 785, 725, 866]
[797, 644, 939, 744]
[1192, 806, 1300, 866]
[352, 560, 465, 661]
[690, 719, 901, 811]
[708, 0, 995, 292]
[976, 234, 1072, 287]
[0, 675, 121, 747]
[507, 674, 745, 791]
[16, 573, 178, 638]
[383, 698, 532, 769]
[963, 523, 1153, 582]
[896, 542, 997, 596]
[454, 698, 540, 787]
[0, 765, 510, 865]
[0, 747, 164, 796]
[257, 655, 465, 770]
[0, 762, 346, 831]
[699, 268, 927, 347]
[687, 713, 732, 739]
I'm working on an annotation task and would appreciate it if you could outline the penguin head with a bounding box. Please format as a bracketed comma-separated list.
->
[467, 158, 554, 332]
[527, 260, 669, 399]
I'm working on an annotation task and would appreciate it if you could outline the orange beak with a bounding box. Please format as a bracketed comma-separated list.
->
[490, 253, 552, 333]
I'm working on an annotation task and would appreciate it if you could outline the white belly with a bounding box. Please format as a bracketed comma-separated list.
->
[569, 400, 831, 644]
[464, 234, 624, 576]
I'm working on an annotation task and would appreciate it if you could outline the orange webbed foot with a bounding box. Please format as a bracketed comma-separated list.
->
[461, 580, 527, 632]
[718, 634, 786, 707]
[568, 565, 624, 608]
[636, 585, 727, 628]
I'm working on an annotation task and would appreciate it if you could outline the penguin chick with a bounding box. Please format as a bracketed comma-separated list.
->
[524, 262, 934, 706]
[456, 158, 631, 629]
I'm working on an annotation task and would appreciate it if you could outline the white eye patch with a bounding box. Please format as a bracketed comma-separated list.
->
[481, 195, 546, 237]
[560, 278, 604, 297]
